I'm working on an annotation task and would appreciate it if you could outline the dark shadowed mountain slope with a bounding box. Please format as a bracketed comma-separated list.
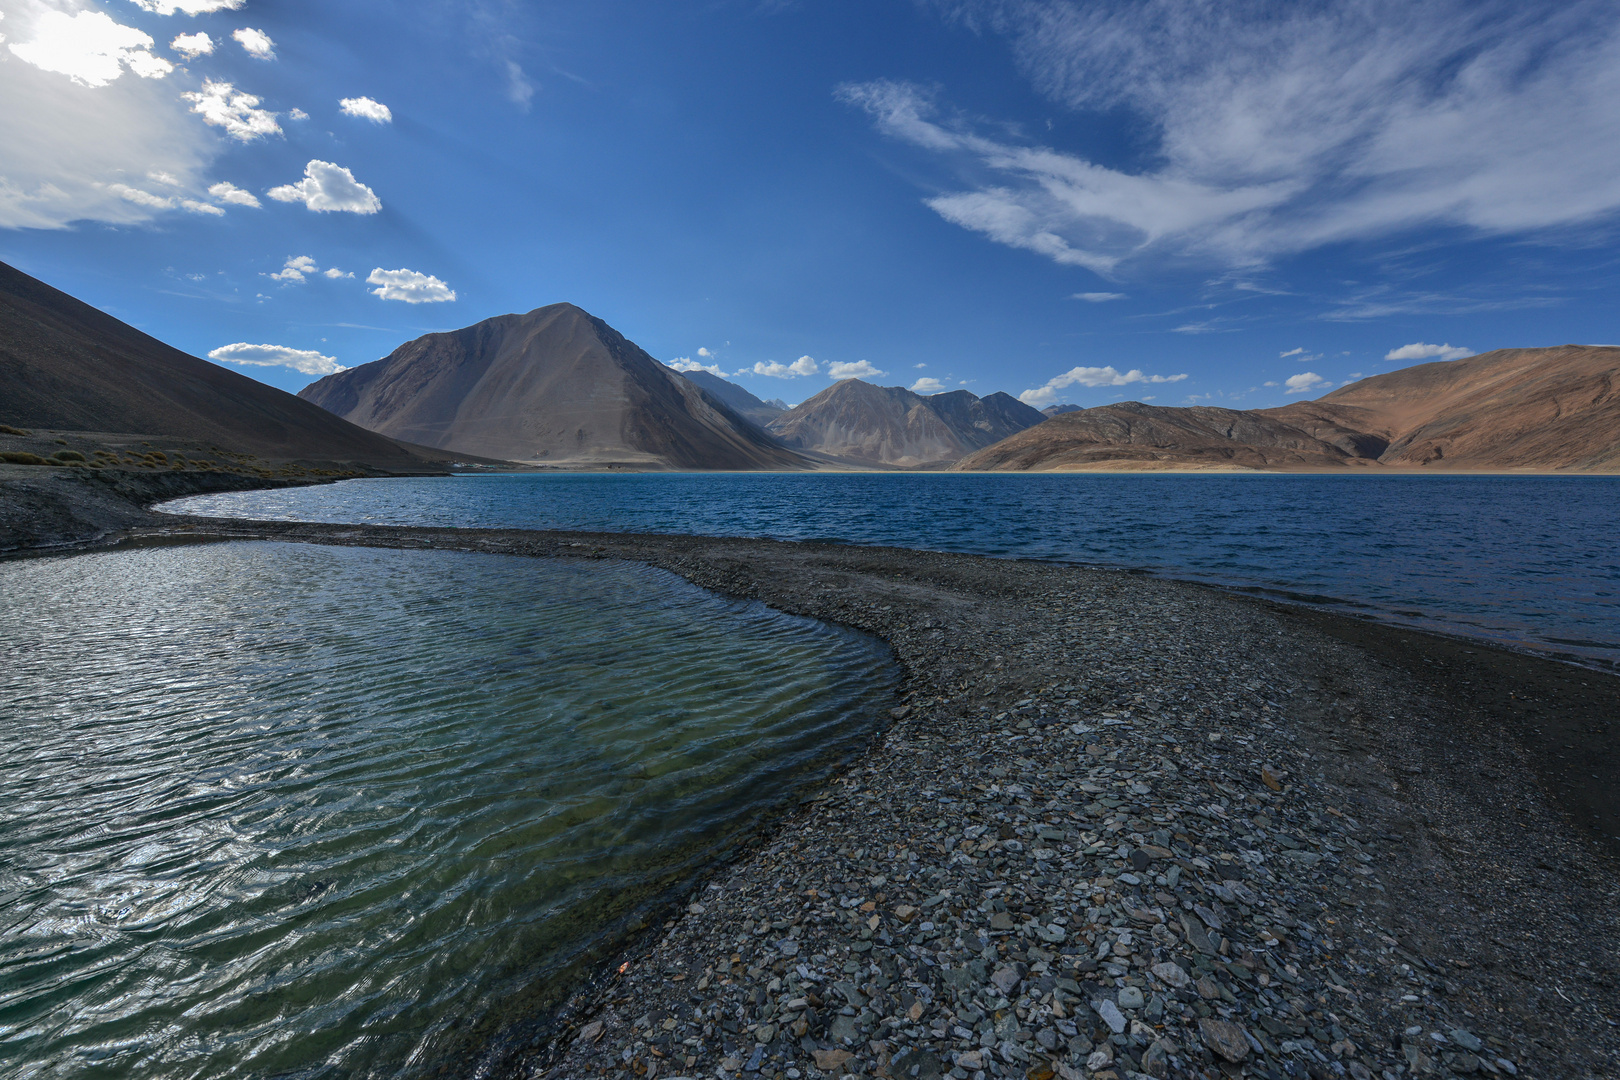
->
[0, 260, 435, 468]
[955, 346, 1620, 472]
[298, 304, 807, 470]
[676, 369, 786, 428]
[764, 380, 1046, 467]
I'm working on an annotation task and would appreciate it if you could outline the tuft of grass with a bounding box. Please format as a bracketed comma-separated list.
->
[52, 450, 87, 462]
[0, 451, 47, 465]
[0, 425, 30, 436]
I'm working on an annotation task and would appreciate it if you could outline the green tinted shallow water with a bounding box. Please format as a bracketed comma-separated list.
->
[0, 542, 896, 1079]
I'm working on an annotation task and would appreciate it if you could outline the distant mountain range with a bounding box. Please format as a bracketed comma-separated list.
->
[297, 304, 804, 471]
[955, 345, 1620, 472]
[678, 369, 787, 428]
[0, 260, 441, 471]
[765, 380, 1046, 467]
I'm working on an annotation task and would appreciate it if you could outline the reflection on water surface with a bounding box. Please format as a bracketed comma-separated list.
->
[0, 541, 895, 1079]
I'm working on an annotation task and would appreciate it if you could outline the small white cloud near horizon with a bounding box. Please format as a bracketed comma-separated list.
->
[208, 342, 344, 376]
[670, 357, 724, 376]
[1386, 342, 1472, 362]
[9, 10, 173, 87]
[1074, 292, 1126, 302]
[339, 96, 392, 123]
[752, 356, 820, 378]
[132, 0, 245, 14]
[1019, 365, 1189, 406]
[208, 180, 259, 207]
[367, 267, 455, 303]
[232, 28, 274, 60]
[829, 359, 886, 379]
[911, 376, 947, 393]
[269, 160, 380, 213]
[1285, 372, 1331, 395]
[170, 31, 212, 59]
[184, 80, 280, 141]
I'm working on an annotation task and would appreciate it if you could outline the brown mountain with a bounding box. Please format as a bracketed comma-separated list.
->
[297, 304, 806, 470]
[954, 345, 1620, 472]
[0, 259, 438, 469]
[677, 369, 786, 428]
[764, 380, 1046, 467]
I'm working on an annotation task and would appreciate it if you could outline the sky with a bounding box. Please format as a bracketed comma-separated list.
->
[2, 0, 1617, 409]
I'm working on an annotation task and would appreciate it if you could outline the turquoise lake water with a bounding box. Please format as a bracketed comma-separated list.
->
[167, 472, 1620, 670]
[0, 542, 896, 1079]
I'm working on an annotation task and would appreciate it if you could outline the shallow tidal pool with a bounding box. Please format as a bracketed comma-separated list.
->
[0, 541, 896, 1079]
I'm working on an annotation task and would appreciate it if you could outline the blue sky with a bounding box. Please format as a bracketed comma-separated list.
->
[2, 0, 1617, 408]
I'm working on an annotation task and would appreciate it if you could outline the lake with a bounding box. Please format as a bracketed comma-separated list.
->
[166, 472, 1620, 671]
[0, 541, 895, 1079]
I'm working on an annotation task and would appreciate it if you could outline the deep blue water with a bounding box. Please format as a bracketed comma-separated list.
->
[165, 472, 1620, 670]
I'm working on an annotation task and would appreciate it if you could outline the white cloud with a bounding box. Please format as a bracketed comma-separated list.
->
[184, 80, 280, 141]
[269, 255, 318, 283]
[505, 60, 535, 109]
[1385, 342, 1473, 362]
[367, 267, 455, 303]
[1285, 372, 1331, 395]
[208, 342, 344, 376]
[288, 107, 308, 121]
[752, 356, 820, 377]
[323, 267, 352, 279]
[169, 31, 211, 58]
[106, 182, 221, 216]
[269, 160, 381, 213]
[9, 9, 173, 87]
[132, 0, 245, 14]
[1018, 364, 1189, 406]
[911, 377, 947, 393]
[913, 362, 926, 369]
[207, 180, 259, 207]
[846, 0, 1620, 270]
[1280, 347, 1306, 358]
[232, 27, 274, 60]
[1074, 292, 1125, 302]
[339, 96, 392, 123]
[1263, 380, 1280, 387]
[178, 197, 223, 215]
[671, 357, 725, 376]
[697, 347, 713, 357]
[829, 360, 887, 379]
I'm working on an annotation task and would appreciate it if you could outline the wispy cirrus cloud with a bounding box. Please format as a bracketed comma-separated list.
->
[1019, 364, 1187, 406]
[848, 1, 1620, 274]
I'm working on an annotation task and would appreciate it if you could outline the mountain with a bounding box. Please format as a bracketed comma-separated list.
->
[676, 369, 786, 428]
[1041, 404, 1082, 418]
[298, 304, 807, 470]
[764, 380, 1046, 467]
[0, 259, 434, 469]
[953, 345, 1620, 472]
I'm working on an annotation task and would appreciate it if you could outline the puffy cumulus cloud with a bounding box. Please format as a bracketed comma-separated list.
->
[184, 80, 280, 141]
[208, 343, 344, 376]
[207, 180, 259, 207]
[670, 357, 725, 376]
[232, 27, 274, 59]
[697, 347, 713, 357]
[323, 267, 352, 279]
[753, 356, 820, 377]
[1285, 372, 1331, 395]
[1386, 342, 1473, 362]
[131, 0, 245, 14]
[1018, 364, 1189, 406]
[339, 96, 392, 123]
[170, 31, 212, 58]
[367, 267, 455, 303]
[850, 0, 1620, 271]
[911, 377, 947, 393]
[828, 360, 886, 379]
[9, 9, 173, 87]
[1074, 292, 1125, 302]
[268, 255, 318, 283]
[269, 160, 380, 213]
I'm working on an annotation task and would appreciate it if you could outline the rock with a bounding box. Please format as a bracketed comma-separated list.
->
[890, 1048, 943, 1080]
[756, 1023, 778, 1044]
[1086, 1047, 1114, 1071]
[956, 1050, 984, 1071]
[1195, 976, 1221, 1000]
[776, 939, 798, 956]
[1139, 1040, 1170, 1079]
[1198, 1018, 1250, 1063]
[991, 965, 1024, 995]
[829, 1015, 861, 1044]
[1449, 1028, 1484, 1053]
[573, 1020, 605, 1044]
[1193, 904, 1224, 931]
[1092, 998, 1127, 1034]
[989, 911, 1015, 930]
[1150, 962, 1190, 989]
[1116, 986, 1144, 1010]
[813, 1048, 853, 1071]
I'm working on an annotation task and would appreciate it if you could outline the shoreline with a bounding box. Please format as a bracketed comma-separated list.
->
[4, 475, 1618, 1078]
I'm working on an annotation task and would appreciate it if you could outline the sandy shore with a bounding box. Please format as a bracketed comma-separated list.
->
[3, 474, 1617, 1079]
